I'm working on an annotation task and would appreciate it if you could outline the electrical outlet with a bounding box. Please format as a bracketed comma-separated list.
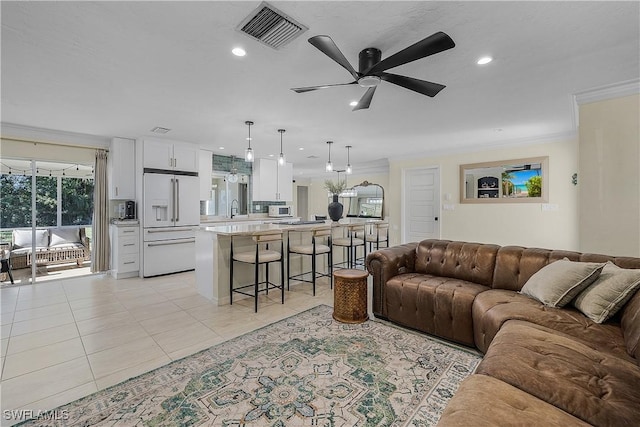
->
[541, 203, 559, 211]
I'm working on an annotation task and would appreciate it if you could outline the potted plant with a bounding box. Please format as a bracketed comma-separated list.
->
[325, 179, 347, 221]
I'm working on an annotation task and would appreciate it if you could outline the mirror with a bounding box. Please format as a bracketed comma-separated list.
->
[345, 181, 384, 218]
[460, 156, 548, 203]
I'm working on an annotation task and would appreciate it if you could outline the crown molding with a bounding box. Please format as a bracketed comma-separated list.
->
[573, 78, 640, 106]
[0, 122, 110, 148]
[387, 130, 577, 163]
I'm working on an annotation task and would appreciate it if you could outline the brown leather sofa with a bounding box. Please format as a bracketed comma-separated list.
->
[365, 239, 640, 426]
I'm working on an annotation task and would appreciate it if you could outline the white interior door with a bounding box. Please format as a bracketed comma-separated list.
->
[403, 167, 440, 243]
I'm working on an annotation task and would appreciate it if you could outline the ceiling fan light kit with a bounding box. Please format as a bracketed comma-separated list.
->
[291, 31, 455, 111]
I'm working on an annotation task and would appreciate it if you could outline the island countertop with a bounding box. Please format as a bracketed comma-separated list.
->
[201, 218, 382, 236]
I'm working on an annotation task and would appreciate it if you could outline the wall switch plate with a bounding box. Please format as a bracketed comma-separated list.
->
[443, 204, 455, 211]
[541, 203, 559, 211]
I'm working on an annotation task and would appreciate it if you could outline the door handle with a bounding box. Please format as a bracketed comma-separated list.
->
[170, 178, 175, 222]
[435, 217, 439, 221]
[147, 239, 195, 247]
[176, 178, 180, 222]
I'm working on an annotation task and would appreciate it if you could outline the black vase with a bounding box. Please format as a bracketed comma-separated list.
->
[328, 194, 343, 222]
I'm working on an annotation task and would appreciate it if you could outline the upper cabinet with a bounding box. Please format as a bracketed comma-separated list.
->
[252, 158, 293, 201]
[199, 150, 213, 200]
[277, 162, 293, 201]
[108, 138, 136, 200]
[142, 139, 199, 173]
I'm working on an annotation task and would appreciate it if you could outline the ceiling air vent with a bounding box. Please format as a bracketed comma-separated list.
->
[237, 2, 308, 50]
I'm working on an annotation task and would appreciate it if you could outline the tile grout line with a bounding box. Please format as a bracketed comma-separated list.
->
[62, 281, 100, 392]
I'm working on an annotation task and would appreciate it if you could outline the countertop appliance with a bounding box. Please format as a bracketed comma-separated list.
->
[268, 205, 294, 217]
[142, 169, 199, 277]
[125, 200, 136, 219]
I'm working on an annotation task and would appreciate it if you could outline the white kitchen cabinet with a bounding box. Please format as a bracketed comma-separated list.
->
[108, 138, 136, 200]
[252, 158, 293, 201]
[110, 223, 140, 279]
[199, 150, 213, 200]
[142, 139, 199, 173]
[278, 162, 293, 201]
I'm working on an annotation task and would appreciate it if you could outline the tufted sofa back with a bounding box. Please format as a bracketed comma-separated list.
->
[415, 240, 500, 287]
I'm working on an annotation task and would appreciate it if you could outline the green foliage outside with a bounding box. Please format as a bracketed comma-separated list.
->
[501, 171, 515, 196]
[0, 174, 94, 232]
[526, 175, 542, 197]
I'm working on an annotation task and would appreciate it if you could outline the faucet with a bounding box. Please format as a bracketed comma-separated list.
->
[230, 199, 239, 218]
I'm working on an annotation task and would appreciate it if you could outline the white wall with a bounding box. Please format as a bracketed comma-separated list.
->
[578, 94, 640, 256]
[388, 138, 580, 250]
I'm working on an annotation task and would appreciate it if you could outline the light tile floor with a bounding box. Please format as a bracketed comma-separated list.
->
[0, 271, 340, 425]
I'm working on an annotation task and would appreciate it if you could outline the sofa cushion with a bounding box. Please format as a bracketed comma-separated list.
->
[49, 228, 82, 247]
[386, 272, 489, 346]
[476, 320, 640, 427]
[520, 258, 605, 307]
[12, 229, 48, 249]
[415, 240, 500, 287]
[472, 289, 632, 361]
[572, 262, 640, 323]
[436, 374, 591, 427]
[620, 288, 640, 364]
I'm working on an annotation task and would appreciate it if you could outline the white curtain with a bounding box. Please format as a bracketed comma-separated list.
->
[92, 149, 110, 272]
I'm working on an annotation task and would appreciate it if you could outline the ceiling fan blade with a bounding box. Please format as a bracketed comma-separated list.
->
[352, 86, 376, 111]
[380, 73, 446, 97]
[308, 35, 360, 81]
[365, 31, 455, 75]
[291, 81, 357, 93]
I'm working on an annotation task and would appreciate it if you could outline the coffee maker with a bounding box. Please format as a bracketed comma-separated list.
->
[124, 200, 136, 219]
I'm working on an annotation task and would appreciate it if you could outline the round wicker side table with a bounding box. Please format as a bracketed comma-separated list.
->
[332, 269, 369, 324]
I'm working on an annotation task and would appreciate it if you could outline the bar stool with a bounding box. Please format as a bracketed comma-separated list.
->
[332, 223, 366, 269]
[287, 225, 332, 295]
[364, 221, 389, 252]
[230, 230, 285, 312]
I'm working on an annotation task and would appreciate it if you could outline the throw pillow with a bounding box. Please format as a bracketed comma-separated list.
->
[573, 262, 640, 323]
[50, 228, 81, 247]
[13, 229, 49, 249]
[520, 258, 605, 308]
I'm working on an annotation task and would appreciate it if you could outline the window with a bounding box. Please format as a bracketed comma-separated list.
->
[0, 160, 94, 241]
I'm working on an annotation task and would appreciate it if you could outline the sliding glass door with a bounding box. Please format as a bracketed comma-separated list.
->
[0, 158, 94, 284]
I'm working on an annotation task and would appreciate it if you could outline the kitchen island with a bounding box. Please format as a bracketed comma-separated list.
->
[196, 219, 381, 304]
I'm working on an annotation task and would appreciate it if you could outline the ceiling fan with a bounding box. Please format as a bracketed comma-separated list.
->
[291, 31, 455, 111]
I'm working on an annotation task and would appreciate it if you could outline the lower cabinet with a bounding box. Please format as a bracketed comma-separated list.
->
[110, 223, 140, 279]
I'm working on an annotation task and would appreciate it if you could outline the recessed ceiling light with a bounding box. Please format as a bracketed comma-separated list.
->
[269, 154, 274, 157]
[232, 47, 246, 57]
[477, 56, 493, 65]
[298, 147, 304, 151]
[219, 147, 225, 150]
[349, 101, 358, 107]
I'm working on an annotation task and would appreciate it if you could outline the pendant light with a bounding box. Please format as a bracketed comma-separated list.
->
[345, 145, 353, 174]
[244, 120, 254, 163]
[228, 155, 239, 183]
[277, 129, 286, 166]
[325, 141, 333, 172]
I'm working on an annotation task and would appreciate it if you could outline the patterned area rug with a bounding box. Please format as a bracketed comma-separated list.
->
[21, 305, 481, 426]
